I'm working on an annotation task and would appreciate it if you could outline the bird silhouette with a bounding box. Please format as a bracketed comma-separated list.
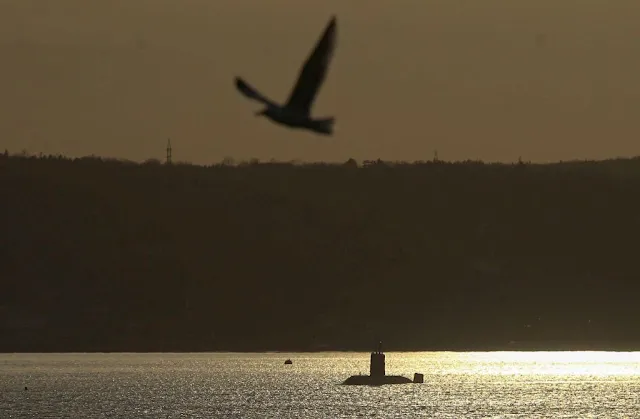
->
[234, 16, 337, 135]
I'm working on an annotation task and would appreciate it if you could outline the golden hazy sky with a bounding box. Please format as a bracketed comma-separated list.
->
[1, 0, 639, 163]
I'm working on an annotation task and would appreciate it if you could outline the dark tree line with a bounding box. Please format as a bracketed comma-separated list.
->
[2, 152, 640, 352]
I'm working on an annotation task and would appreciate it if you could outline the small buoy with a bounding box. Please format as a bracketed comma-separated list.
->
[284, 359, 292, 365]
[24, 386, 28, 391]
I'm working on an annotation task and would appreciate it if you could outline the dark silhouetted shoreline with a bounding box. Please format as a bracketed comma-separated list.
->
[2, 152, 640, 352]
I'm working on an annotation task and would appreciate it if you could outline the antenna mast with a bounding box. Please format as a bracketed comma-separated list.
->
[166, 138, 172, 165]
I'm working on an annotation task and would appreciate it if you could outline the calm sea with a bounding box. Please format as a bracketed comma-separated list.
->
[1, 352, 639, 418]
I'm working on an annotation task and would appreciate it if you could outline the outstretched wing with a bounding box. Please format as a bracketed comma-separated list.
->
[234, 77, 279, 108]
[285, 16, 337, 114]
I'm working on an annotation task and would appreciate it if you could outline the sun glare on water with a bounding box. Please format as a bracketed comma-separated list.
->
[448, 351, 640, 377]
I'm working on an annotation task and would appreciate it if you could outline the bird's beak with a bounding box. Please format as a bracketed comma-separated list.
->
[255, 109, 266, 117]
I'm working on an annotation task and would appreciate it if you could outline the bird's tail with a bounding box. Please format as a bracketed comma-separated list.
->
[312, 117, 335, 135]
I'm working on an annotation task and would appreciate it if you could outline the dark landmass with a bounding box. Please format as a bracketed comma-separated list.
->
[2, 152, 640, 352]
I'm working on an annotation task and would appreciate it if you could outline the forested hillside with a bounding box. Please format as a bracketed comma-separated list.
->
[2, 153, 640, 351]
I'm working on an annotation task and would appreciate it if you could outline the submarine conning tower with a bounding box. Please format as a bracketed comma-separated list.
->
[370, 341, 386, 377]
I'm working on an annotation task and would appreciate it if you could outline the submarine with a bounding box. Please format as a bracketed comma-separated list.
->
[342, 342, 424, 386]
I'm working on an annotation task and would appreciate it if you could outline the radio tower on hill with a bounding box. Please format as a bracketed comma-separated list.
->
[166, 138, 172, 165]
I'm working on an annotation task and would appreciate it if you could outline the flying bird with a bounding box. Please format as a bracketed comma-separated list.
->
[234, 16, 337, 135]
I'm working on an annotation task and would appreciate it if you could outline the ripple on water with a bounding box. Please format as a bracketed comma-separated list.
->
[1, 352, 640, 418]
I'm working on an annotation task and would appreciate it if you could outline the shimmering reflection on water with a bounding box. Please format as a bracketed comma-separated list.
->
[1, 352, 639, 418]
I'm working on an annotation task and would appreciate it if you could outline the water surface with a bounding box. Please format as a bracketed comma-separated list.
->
[1, 352, 639, 418]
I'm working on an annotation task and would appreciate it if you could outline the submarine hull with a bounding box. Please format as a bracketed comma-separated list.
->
[342, 375, 413, 386]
